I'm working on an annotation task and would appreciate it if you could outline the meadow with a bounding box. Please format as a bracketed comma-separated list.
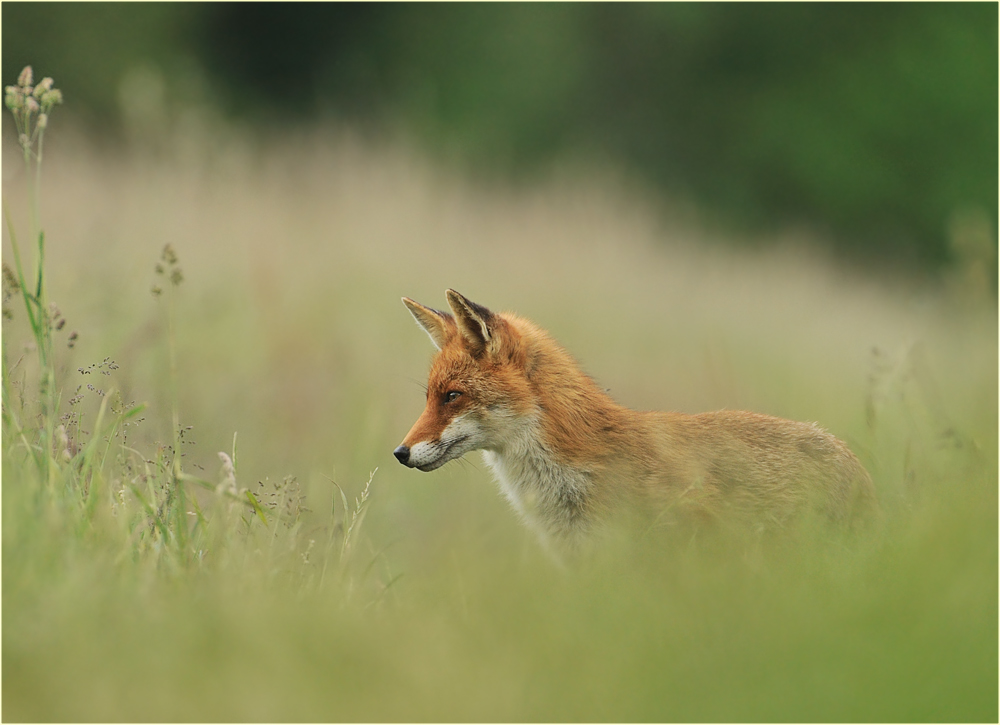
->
[3, 101, 997, 720]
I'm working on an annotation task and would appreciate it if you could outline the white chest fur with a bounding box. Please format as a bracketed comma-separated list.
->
[480, 428, 593, 547]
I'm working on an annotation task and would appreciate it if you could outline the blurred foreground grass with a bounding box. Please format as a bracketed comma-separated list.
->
[3, 123, 997, 721]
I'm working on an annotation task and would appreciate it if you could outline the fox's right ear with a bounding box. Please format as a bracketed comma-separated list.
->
[402, 297, 454, 350]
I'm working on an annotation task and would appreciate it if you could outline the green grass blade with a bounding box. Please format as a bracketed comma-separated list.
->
[245, 490, 268, 525]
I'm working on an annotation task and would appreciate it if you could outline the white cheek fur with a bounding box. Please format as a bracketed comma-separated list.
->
[407, 414, 481, 468]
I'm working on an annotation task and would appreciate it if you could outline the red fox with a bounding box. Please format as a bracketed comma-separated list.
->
[394, 290, 877, 552]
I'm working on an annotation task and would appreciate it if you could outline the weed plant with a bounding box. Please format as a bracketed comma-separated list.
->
[3, 66, 385, 649]
[2, 66, 996, 722]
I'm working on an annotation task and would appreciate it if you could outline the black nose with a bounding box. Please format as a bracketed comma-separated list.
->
[393, 445, 410, 465]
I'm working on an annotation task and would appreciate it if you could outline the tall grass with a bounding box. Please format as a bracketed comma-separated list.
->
[2, 69, 996, 722]
[3, 68, 389, 666]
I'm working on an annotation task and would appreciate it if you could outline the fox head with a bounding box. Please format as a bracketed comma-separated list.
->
[394, 290, 536, 471]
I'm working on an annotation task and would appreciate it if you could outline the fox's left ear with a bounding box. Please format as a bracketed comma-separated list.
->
[445, 289, 500, 356]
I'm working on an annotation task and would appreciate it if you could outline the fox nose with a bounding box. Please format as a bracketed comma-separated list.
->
[393, 445, 410, 465]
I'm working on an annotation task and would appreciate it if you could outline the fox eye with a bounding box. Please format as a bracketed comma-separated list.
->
[444, 390, 462, 404]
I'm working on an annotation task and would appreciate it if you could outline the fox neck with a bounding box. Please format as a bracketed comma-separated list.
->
[482, 325, 639, 548]
[480, 399, 628, 549]
[481, 422, 593, 548]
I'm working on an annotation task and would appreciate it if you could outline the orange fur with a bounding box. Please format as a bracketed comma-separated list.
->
[395, 290, 877, 551]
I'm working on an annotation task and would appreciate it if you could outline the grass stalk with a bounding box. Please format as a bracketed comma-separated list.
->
[2, 68, 60, 486]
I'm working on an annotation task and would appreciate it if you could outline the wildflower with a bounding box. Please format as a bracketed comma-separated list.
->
[18, 65, 32, 89]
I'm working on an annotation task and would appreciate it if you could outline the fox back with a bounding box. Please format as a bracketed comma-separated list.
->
[394, 290, 877, 552]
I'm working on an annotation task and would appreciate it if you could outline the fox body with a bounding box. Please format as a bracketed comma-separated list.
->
[395, 290, 876, 551]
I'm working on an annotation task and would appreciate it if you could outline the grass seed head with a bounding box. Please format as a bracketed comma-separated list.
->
[40, 88, 62, 110]
[5, 86, 23, 111]
[161, 244, 178, 265]
[32, 77, 53, 97]
[54, 424, 71, 462]
[154, 244, 183, 290]
[217, 452, 238, 495]
[2, 264, 20, 320]
[6, 66, 62, 154]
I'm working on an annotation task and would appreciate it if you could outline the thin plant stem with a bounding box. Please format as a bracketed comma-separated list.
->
[164, 265, 188, 556]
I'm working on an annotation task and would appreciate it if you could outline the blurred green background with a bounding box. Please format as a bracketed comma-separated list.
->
[2, 4, 997, 722]
[4, 2, 997, 271]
